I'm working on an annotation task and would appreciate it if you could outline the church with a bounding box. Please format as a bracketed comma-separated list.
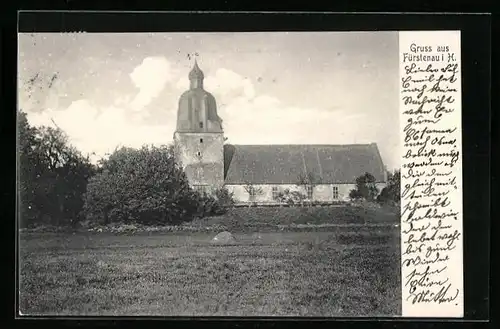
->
[173, 61, 387, 204]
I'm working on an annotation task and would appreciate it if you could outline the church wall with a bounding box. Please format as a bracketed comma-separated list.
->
[174, 132, 224, 187]
[336, 184, 356, 201]
[225, 183, 377, 204]
[314, 185, 333, 201]
[225, 184, 299, 204]
[333, 183, 387, 201]
[376, 182, 387, 194]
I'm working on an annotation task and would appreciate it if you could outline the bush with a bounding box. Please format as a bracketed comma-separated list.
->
[214, 187, 236, 209]
[83, 145, 202, 225]
[349, 172, 379, 202]
[349, 189, 364, 201]
[377, 170, 400, 205]
[193, 187, 235, 217]
[273, 188, 308, 205]
[83, 146, 235, 225]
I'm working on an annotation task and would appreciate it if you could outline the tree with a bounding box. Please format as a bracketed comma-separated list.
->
[37, 126, 96, 225]
[349, 172, 379, 202]
[17, 110, 96, 227]
[17, 110, 43, 226]
[243, 181, 264, 204]
[295, 172, 322, 205]
[297, 172, 322, 186]
[243, 182, 263, 197]
[83, 145, 203, 225]
[377, 170, 401, 205]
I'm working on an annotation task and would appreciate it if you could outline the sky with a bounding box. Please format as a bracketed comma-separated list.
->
[18, 32, 400, 169]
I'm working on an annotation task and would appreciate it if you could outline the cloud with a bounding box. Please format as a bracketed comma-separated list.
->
[24, 65, 394, 169]
[175, 66, 370, 146]
[205, 68, 256, 99]
[174, 67, 369, 146]
[129, 57, 174, 111]
[26, 100, 173, 163]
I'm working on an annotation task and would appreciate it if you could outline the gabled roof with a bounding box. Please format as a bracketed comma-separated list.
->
[223, 144, 386, 184]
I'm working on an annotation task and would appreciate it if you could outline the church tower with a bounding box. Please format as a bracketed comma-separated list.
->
[173, 60, 225, 194]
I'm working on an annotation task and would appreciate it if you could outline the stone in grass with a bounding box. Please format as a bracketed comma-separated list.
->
[211, 231, 236, 244]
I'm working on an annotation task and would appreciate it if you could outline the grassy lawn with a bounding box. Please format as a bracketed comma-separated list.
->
[201, 204, 399, 228]
[19, 227, 401, 316]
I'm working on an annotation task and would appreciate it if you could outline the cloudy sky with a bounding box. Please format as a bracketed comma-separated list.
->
[18, 32, 400, 169]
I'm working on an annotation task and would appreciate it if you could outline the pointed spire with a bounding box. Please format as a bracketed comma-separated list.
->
[189, 58, 204, 81]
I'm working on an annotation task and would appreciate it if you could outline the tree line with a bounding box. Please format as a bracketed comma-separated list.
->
[18, 109, 400, 228]
[17, 110, 234, 228]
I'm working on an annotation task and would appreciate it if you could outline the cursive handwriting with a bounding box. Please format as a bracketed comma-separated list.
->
[400, 40, 462, 311]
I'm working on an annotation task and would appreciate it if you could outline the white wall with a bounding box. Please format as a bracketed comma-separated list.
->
[225, 183, 368, 204]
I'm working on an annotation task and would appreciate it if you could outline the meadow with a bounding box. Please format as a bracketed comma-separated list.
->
[19, 205, 402, 317]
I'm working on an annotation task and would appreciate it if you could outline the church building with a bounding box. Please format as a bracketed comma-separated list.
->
[173, 61, 387, 204]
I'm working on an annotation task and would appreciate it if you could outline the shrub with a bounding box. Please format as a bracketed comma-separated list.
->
[377, 170, 400, 205]
[83, 146, 236, 225]
[349, 172, 379, 202]
[193, 187, 235, 217]
[83, 145, 200, 225]
[214, 187, 236, 209]
[273, 188, 308, 205]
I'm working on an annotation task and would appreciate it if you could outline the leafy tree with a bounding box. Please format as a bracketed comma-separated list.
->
[36, 126, 96, 225]
[377, 170, 401, 205]
[349, 172, 379, 202]
[17, 110, 96, 227]
[83, 145, 208, 225]
[17, 110, 43, 226]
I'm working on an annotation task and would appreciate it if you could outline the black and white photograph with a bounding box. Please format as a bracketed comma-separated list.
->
[18, 30, 404, 317]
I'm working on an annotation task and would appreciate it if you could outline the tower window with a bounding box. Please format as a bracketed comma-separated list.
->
[200, 138, 203, 143]
[199, 122, 204, 129]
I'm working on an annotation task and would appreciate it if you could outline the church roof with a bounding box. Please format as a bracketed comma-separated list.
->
[223, 144, 386, 184]
[176, 61, 222, 133]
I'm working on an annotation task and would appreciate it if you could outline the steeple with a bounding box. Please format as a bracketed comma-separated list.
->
[173, 58, 225, 191]
[176, 59, 223, 133]
[189, 59, 204, 89]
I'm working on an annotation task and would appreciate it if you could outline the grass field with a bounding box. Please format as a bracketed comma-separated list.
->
[19, 225, 401, 317]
